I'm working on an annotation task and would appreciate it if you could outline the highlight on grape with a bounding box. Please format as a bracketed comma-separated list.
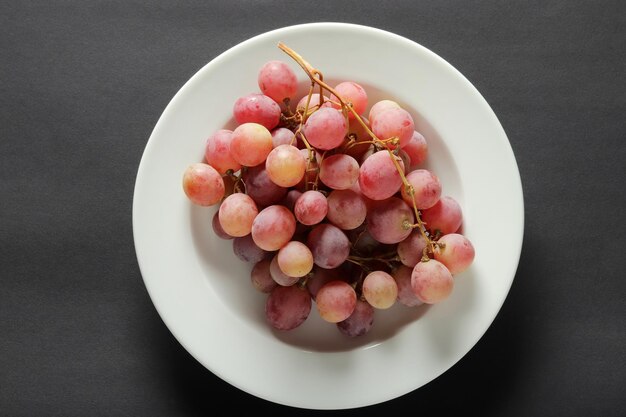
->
[183, 43, 475, 337]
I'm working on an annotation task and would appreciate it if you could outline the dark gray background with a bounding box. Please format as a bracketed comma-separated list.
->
[1, 1, 625, 416]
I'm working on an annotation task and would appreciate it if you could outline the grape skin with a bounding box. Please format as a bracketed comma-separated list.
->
[329, 81, 368, 119]
[296, 93, 331, 113]
[434, 233, 475, 274]
[265, 144, 306, 187]
[411, 260, 454, 304]
[368, 99, 400, 125]
[319, 154, 359, 190]
[251, 259, 277, 293]
[271, 127, 296, 148]
[218, 193, 258, 237]
[212, 211, 233, 240]
[233, 93, 281, 130]
[277, 241, 314, 278]
[421, 196, 463, 235]
[306, 266, 343, 300]
[232, 234, 268, 264]
[251, 205, 296, 251]
[204, 129, 241, 174]
[392, 265, 423, 307]
[366, 196, 414, 244]
[182, 163, 225, 206]
[362, 270, 398, 309]
[258, 60, 298, 104]
[315, 280, 357, 323]
[397, 229, 428, 267]
[358, 150, 404, 201]
[294, 190, 328, 226]
[403, 131, 428, 168]
[269, 254, 300, 286]
[326, 189, 367, 231]
[303, 107, 347, 150]
[337, 300, 374, 337]
[306, 223, 350, 269]
[242, 165, 287, 207]
[400, 169, 442, 210]
[265, 285, 311, 331]
[371, 107, 414, 149]
[230, 123, 273, 167]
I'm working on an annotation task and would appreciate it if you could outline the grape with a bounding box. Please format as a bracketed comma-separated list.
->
[230, 123, 273, 167]
[233, 234, 268, 263]
[362, 271, 398, 309]
[277, 241, 314, 278]
[315, 280, 357, 323]
[329, 81, 368, 119]
[367, 196, 414, 244]
[397, 229, 428, 267]
[251, 259, 277, 293]
[294, 190, 328, 226]
[411, 260, 454, 304]
[303, 107, 347, 150]
[280, 189, 302, 212]
[400, 169, 442, 210]
[434, 233, 475, 274]
[271, 127, 296, 148]
[296, 93, 332, 113]
[403, 131, 428, 168]
[344, 117, 372, 161]
[337, 300, 374, 337]
[258, 60, 298, 104]
[348, 226, 393, 256]
[242, 165, 287, 207]
[269, 254, 300, 286]
[265, 285, 311, 331]
[371, 107, 414, 149]
[204, 130, 241, 174]
[358, 150, 404, 200]
[306, 223, 350, 269]
[368, 99, 400, 125]
[218, 193, 258, 237]
[251, 205, 296, 251]
[265, 144, 306, 187]
[212, 211, 233, 240]
[421, 196, 463, 235]
[182, 163, 225, 206]
[319, 154, 359, 190]
[392, 265, 423, 307]
[233, 93, 281, 130]
[295, 148, 320, 191]
[306, 266, 343, 299]
[326, 189, 367, 230]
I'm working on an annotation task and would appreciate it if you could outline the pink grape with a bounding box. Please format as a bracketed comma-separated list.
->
[270, 254, 300, 286]
[230, 123, 273, 167]
[397, 229, 428, 267]
[368, 100, 400, 125]
[362, 271, 398, 309]
[326, 189, 367, 230]
[251, 259, 277, 293]
[212, 211, 233, 240]
[411, 260, 454, 304]
[258, 60, 298, 104]
[296, 93, 331, 113]
[315, 280, 357, 323]
[271, 127, 295, 148]
[277, 241, 314, 278]
[329, 81, 368, 119]
[233, 93, 281, 130]
[306, 266, 343, 299]
[358, 150, 404, 200]
[344, 117, 372, 161]
[337, 300, 374, 337]
[403, 131, 428, 168]
[242, 165, 287, 207]
[182, 163, 225, 206]
[307, 223, 350, 269]
[400, 169, 442, 210]
[319, 154, 359, 190]
[204, 130, 241, 174]
[371, 107, 414, 149]
[392, 265, 423, 307]
[421, 196, 463, 235]
[434, 233, 475, 274]
[367, 197, 414, 244]
[265, 285, 311, 331]
[303, 108, 347, 150]
[294, 190, 328, 226]
[265, 144, 306, 187]
[251, 205, 296, 251]
[233, 234, 268, 263]
[218, 193, 258, 237]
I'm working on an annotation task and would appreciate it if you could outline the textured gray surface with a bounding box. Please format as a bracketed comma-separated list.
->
[1, 1, 625, 415]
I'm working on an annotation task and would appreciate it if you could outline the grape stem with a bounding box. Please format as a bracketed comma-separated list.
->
[278, 42, 437, 258]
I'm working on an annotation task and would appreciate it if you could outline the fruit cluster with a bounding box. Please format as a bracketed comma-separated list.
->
[182, 44, 475, 337]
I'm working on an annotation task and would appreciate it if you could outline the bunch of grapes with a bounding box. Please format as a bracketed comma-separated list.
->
[182, 43, 475, 337]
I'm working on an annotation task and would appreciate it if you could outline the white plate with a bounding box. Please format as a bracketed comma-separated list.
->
[133, 23, 524, 409]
